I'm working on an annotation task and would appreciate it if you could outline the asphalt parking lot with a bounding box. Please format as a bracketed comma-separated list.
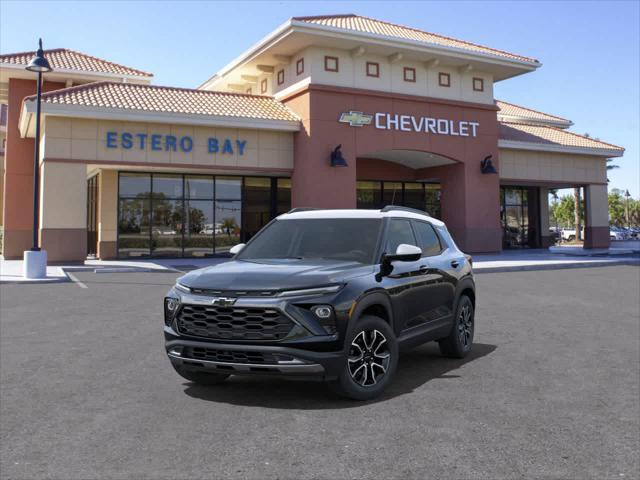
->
[1, 265, 639, 479]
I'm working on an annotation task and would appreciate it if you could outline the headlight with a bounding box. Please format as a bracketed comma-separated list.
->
[175, 282, 190, 293]
[278, 285, 342, 297]
[311, 305, 333, 319]
[164, 297, 180, 326]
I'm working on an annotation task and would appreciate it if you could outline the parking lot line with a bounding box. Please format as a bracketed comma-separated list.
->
[66, 271, 88, 289]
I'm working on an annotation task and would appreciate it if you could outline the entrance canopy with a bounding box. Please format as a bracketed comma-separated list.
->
[358, 149, 456, 169]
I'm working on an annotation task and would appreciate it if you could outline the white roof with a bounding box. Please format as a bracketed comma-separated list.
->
[278, 208, 445, 227]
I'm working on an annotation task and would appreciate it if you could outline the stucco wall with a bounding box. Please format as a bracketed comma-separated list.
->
[499, 148, 607, 184]
[273, 46, 494, 105]
[41, 117, 294, 171]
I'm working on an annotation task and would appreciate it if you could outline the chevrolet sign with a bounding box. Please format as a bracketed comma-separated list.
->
[338, 111, 374, 127]
[339, 111, 480, 137]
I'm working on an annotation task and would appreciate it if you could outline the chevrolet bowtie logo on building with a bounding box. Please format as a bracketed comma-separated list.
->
[211, 297, 237, 306]
[339, 111, 373, 127]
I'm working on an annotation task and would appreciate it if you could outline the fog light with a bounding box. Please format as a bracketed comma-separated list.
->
[312, 305, 332, 319]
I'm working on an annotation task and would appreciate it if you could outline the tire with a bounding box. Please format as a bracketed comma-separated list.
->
[439, 295, 474, 358]
[567, 235, 575, 242]
[173, 364, 230, 385]
[329, 315, 398, 401]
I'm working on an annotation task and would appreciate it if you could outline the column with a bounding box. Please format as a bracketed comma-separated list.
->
[39, 161, 87, 261]
[584, 184, 610, 249]
[539, 187, 552, 247]
[98, 170, 118, 259]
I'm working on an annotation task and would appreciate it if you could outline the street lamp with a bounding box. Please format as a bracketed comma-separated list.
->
[23, 39, 52, 279]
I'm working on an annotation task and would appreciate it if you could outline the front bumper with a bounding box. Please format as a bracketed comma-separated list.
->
[165, 327, 345, 380]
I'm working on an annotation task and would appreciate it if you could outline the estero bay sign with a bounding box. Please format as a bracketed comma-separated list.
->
[105, 131, 248, 155]
[339, 111, 480, 137]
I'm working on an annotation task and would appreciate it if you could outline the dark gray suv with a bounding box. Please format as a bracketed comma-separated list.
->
[164, 207, 475, 400]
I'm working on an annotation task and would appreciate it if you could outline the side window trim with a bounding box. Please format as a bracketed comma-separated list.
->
[411, 220, 444, 257]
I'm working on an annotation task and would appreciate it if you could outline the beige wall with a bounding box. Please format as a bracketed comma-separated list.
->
[265, 46, 494, 104]
[42, 117, 294, 170]
[39, 161, 86, 229]
[499, 149, 607, 184]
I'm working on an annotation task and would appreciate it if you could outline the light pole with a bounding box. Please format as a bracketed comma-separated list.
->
[23, 39, 52, 279]
[625, 189, 631, 230]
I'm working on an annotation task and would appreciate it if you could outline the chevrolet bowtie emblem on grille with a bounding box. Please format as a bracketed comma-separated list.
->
[211, 297, 237, 306]
[339, 111, 373, 127]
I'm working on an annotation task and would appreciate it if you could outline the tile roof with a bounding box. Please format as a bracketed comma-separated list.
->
[499, 122, 624, 154]
[27, 81, 299, 122]
[496, 100, 571, 126]
[0, 48, 152, 78]
[293, 14, 538, 64]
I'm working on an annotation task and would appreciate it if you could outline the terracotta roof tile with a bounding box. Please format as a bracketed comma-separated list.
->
[499, 122, 623, 153]
[27, 81, 299, 122]
[293, 14, 538, 64]
[496, 100, 571, 126]
[0, 48, 152, 78]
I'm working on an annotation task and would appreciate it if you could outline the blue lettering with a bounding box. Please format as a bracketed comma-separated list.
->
[180, 136, 193, 152]
[222, 139, 233, 154]
[236, 140, 246, 155]
[208, 138, 219, 153]
[121, 132, 133, 149]
[136, 133, 147, 149]
[151, 134, 162, 151]
[165, 135, 177, 151]
[106, 131, 117, 148]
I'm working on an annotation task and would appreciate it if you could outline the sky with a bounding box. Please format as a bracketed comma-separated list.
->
[1, 0, 638, 197]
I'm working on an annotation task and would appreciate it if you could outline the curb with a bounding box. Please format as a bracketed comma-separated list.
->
[474, 259, 640, 274]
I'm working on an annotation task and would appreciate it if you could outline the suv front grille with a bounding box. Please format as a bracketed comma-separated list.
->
[176, 305, 294, 341]
[184, 347, 292, 364]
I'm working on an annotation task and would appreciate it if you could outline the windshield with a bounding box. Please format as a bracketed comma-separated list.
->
[237, 218, 382, 264]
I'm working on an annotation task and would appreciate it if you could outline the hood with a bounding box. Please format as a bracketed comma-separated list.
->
[178, 259, 374, 291]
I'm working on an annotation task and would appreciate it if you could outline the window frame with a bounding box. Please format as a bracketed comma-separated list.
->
[277, 69, 285, 85]
[472, 77, 484, 92]
[324, 55, 339, 72]
[438, 72, 451, 87]
[366, 61, 380, 78]
[260, 78, 268, 94]
[296, 58, 304, 76]
[403, 67, 416, 83]
[410, 219, 445, 257]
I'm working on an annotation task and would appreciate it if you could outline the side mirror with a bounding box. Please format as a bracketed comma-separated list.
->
[387, 243, 422, 262]
[229, 243, 246, 255]
[377, 244, 422, 280]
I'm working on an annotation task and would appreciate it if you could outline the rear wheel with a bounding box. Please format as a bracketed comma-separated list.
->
[439, 295, 474, 358]
[329, 315, 398, 401]
[172, 365, 230, 385]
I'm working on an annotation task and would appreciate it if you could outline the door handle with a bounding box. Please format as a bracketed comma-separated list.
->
[419, 265, 429, 273]
[450, 260, 460, 268]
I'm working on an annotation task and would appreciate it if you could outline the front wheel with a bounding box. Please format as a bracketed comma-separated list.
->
[172, 364, 230, 385]
[439, 295, 474, 358]
[329, 315, 398, 401]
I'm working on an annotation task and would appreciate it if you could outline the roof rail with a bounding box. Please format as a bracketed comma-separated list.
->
[287, 207, 319, 214]
[380, 205, 430, 216]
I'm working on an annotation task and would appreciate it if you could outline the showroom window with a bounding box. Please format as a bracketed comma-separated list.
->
[117, 173, 290, 258]
[356, 180, 441, 218]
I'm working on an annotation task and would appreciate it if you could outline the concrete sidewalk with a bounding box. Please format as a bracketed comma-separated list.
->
[2, 249, 638, 283]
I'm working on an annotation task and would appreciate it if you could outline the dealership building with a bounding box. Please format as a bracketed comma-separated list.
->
[0, 14, 624, 261]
